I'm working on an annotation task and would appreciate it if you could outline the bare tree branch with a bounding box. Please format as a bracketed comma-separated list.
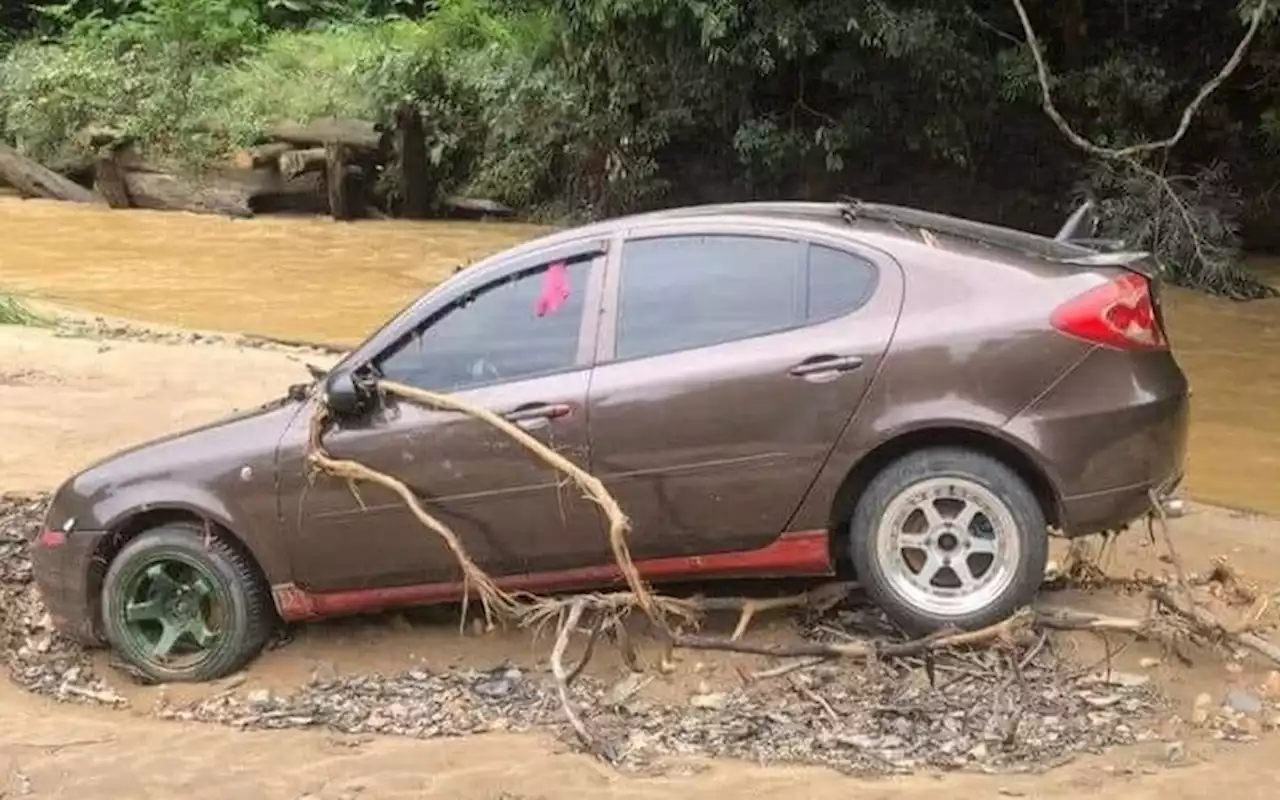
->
[1011, 0, 1271, 161]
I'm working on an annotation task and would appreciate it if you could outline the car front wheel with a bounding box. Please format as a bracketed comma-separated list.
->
[848, 447, 1049, 635]
[100, 522, 274, 683]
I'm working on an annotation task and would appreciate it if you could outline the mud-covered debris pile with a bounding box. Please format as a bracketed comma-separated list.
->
[2, 494, 1169, 774]
[0, 494, 120, 705]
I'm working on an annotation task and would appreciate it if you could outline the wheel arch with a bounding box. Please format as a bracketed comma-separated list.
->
[86, 505, 275, 639]
[824, 423, 1064, 571]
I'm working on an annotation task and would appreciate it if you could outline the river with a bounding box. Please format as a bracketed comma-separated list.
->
[1, 196, 1277, 514]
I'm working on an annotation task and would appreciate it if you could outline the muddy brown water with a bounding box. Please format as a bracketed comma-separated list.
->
[1, 196, 1278, 514]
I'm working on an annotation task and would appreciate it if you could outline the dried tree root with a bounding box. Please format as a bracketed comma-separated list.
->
[378, 380, 664, 629]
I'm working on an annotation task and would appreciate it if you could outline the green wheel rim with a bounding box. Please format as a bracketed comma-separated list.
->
[114, 554, 225, 669]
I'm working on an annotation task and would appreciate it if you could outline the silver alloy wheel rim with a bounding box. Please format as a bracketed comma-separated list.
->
[874, 476, 1021, 617]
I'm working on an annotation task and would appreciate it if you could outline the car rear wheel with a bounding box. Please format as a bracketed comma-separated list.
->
[848, 447, 1048, 635]
[100, 522, 274, 683]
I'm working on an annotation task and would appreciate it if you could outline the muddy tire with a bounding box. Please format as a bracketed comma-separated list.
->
[100, 522, 274, 683]
[848, 447, 1048, 635]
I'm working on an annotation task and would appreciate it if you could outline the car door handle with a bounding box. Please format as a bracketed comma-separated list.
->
[788, 354, 864, 377]
[501, 402, 573, 428]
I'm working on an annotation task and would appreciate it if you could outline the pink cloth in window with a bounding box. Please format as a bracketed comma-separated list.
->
[534, 261, 571, 317]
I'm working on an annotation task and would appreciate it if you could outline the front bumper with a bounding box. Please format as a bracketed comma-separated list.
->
[29, 528, 108, 646]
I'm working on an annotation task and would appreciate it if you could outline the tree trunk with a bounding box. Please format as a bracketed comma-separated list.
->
[232, 142, 293, 171]
[0, 144, 101, 204]
[394, 104, 429, 219]
[279, 147, 327, 179]
[266, 118, 382, 150]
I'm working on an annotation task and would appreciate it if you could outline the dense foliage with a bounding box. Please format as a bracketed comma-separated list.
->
[2, 0, 1279, 295]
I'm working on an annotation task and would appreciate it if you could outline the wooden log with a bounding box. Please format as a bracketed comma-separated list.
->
[93, 155, 132, 209]
[232, 142, 293, 171]
[325, 143, 355, 221]
[266, 118, 382, 150]
[122, 170, 254, 218]
[443, 196, 515, 219]
[246, 171, 328, 216]
[393, 104, 429, 219]
[279, 147, 327, 180]
[0, 144, 102, 204]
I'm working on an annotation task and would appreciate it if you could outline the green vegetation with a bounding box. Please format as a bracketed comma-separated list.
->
[2, 1, 1280, 295]
[0, 295, 43, 326]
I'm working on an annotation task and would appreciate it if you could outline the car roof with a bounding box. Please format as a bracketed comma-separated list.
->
[458, 200, 1094, 274]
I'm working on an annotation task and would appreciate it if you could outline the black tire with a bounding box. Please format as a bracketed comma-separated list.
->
[848, 447, 1048, 635]
[101, 522, 274, 683]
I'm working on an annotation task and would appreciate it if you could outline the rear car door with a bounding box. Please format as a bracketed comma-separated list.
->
[280, 244, 608, 592]
[586, 223, 904, 560]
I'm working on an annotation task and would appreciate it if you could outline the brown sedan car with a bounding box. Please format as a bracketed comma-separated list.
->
[32, 200, 1189, 682]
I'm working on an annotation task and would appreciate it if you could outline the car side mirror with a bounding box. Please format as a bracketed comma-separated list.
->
[323, 369, 365, 417]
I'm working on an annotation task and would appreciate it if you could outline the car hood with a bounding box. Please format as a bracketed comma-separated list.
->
[64, 393, 307, 498]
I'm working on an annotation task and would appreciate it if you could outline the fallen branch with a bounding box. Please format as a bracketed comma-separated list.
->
[1011, 0, 1271, 161]
[377, 380, 666, 630]
[1152, 586, 1280, 666]
[305, 401, 521, 626]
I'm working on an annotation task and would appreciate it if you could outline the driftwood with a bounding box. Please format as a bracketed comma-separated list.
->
[0, 144, 101, 204]
[266, 118, 382, 150]
[233, 142, 294, 171]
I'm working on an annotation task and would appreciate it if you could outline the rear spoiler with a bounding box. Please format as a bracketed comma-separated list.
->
[1052, 199, 1158, 280]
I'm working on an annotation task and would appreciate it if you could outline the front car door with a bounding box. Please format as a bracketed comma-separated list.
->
[276, 241, 609, 592]
[586, 221, 904, 560]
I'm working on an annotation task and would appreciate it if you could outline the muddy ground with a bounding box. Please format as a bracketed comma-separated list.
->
[4, 319, 1280, 798]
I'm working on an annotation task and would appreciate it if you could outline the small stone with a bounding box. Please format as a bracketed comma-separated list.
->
[1224, 689, 1263, 715]
[245, 689, 273, 708]
[690, 692, 728, 710]
[968, 742, 989, 760]
[1139, 657, 1162, 669]
[1095, 671, 1149, 688]
[472, 677, 514, 699]
[1165, 740, 1185, 764]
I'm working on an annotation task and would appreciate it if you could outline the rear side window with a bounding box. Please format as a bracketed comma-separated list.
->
[616, 234, 804, 360]
[805, 244, 878, 323]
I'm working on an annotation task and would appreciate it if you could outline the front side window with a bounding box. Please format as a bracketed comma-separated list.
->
[616, 234, 805, 361]
[377, 257, 591, 391]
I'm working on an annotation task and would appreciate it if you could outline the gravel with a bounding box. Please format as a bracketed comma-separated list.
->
[0, 493, 1186, 774]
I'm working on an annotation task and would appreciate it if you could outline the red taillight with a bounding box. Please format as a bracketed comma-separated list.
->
[1050, 273, 1167, 350]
